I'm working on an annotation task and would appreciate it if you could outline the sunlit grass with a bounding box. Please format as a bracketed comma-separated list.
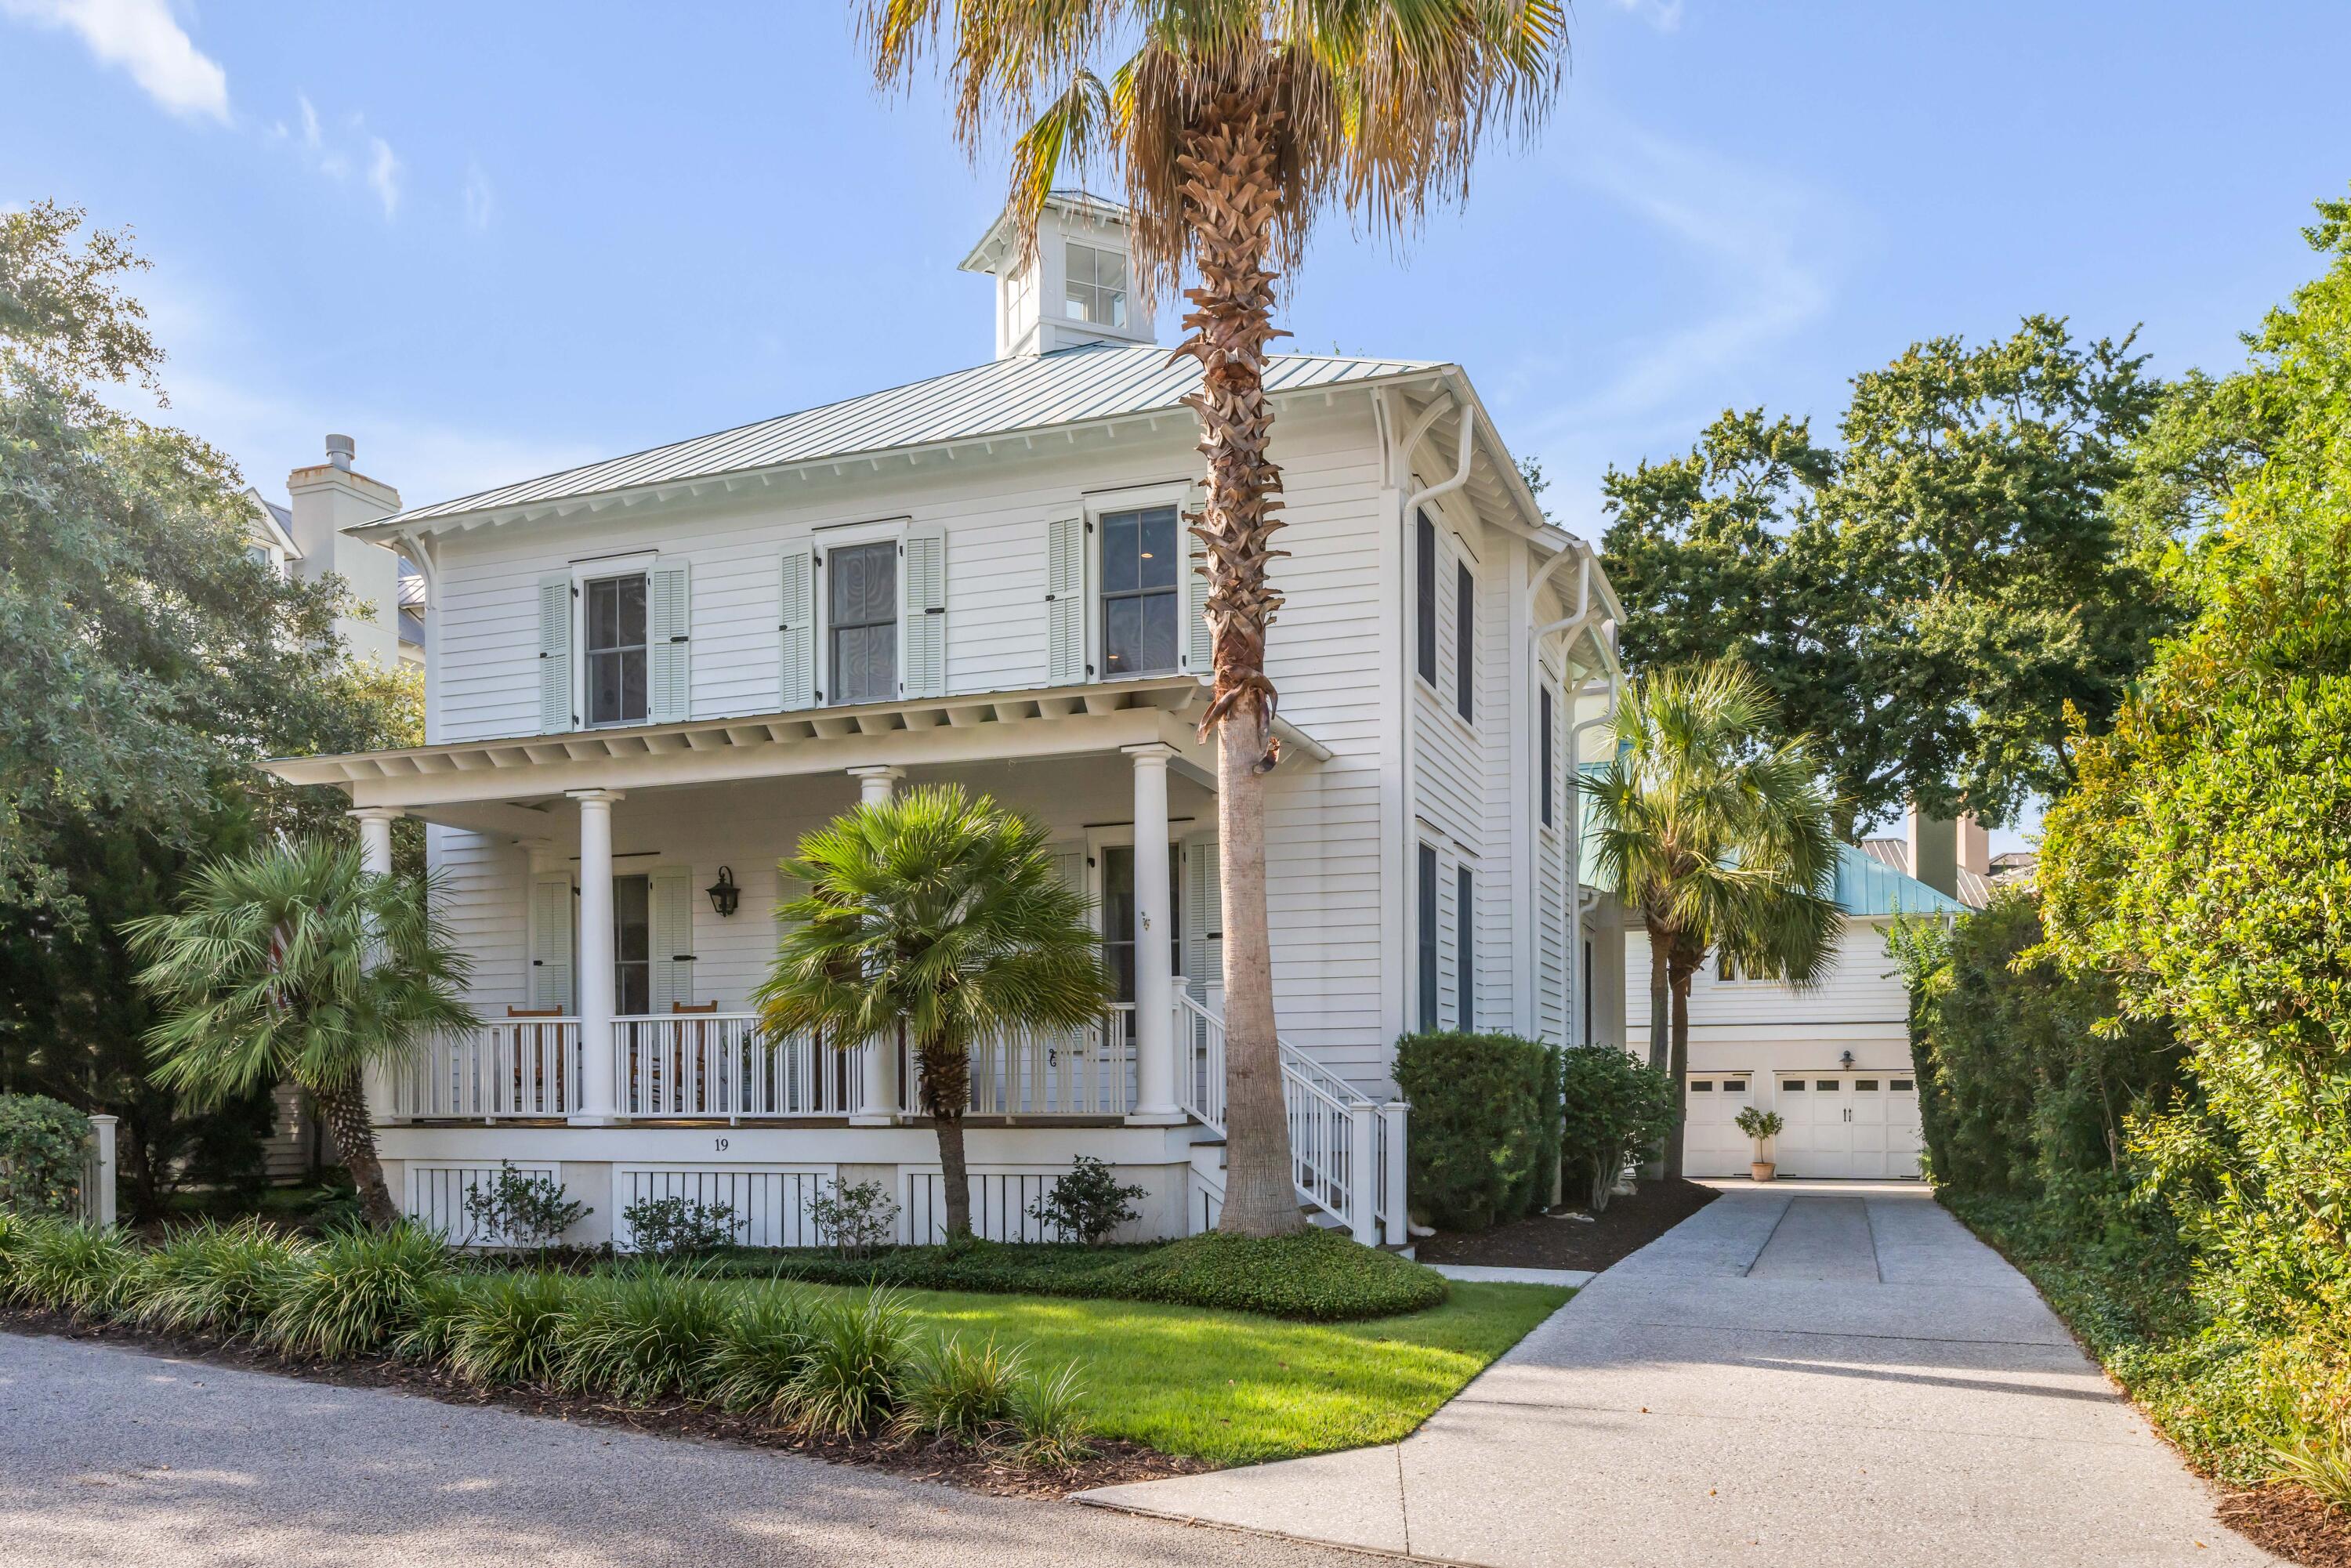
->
[717, 1276, 1569, 1465]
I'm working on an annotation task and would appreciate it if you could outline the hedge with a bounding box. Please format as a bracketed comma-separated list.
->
[1391, 1032, 1561, 1232]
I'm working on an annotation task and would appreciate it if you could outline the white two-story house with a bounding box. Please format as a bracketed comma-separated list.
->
[266, 193, 1626, 1248]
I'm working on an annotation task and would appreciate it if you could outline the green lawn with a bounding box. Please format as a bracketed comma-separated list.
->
[739, 1278, 1570, 1466]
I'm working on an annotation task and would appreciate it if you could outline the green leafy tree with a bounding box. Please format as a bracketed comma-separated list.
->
[1592, 661, 1842, 1179]
[125, 840, 477, 1228]
[865, 1, 1567, 1236]
[755, 785, 1113, 1243]
[0, 201, 420, 1211]
[1603, 317, 2172, 835]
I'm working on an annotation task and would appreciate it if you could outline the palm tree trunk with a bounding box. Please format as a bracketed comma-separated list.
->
[918, 1034, 976, 1243]
[313, 1073, 400, 1228]
[1663, 956, 1697, 1181]
[1176, 89, 1301, 1238]
[1646, 921, 1672, 1072]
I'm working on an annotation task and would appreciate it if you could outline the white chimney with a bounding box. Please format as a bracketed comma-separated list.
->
[287, 434, 403, 667]
[958, 190, 1157, 360]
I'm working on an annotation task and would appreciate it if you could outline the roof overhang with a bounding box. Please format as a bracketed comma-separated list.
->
[263, 675, 1329, 814]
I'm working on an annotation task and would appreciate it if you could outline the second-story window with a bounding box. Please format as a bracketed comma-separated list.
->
[585, 572, 647, 726]
[828, 540, 897, 704]
[1415, 511, 1436, 685]
[1455, 559, 1475, 720]
[1102, 505, 1179, 676]
[1539, 686, 1555, 827]
[1064, 242, 1128, 328]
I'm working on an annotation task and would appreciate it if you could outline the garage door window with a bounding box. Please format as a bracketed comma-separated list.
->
[1854, 1078, 1878, 1091]
[1781, 1079, 1805, 1092]
[1723, 1077, 1748, 1093]
[1892, 1077, 1914, 1091]
[1815, 1079, 1840, 1091]
[1689, 1080, 1713, 1092]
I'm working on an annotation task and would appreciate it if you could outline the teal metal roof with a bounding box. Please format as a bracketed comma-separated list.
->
[386, 342, 1438, 527]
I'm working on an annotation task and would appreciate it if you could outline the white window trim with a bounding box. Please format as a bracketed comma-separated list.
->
[810, 519, 907, 707]
[570, 552, 657, 730]
[1084, 480, 1191, 683]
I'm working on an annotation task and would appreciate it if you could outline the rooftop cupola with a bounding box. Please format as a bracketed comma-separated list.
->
[960, 190, 1157, 359]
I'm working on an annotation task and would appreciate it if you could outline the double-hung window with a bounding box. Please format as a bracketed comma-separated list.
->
[1065, 242, 1128, 328]
[585, 572, 648, 726]
[1455, 562, 1475, 720]
[828, 540, 897, 704]
[1415, 511, 1436, 684]
[1101, 504, 1179, 676]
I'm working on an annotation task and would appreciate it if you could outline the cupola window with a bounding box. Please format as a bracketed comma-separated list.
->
[1064, 241, 1128, 328]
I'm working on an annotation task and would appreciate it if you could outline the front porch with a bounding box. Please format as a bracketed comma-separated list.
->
[270, 675, 1405, 1248]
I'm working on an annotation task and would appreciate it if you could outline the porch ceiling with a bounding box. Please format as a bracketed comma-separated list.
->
[263, 674, 1328, 815]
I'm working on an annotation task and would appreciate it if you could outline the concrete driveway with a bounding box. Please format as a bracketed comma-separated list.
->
[1081, 1182, 2277, 1566]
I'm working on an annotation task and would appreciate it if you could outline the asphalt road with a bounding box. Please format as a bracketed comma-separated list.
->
[0, 1330, 1374, 1568]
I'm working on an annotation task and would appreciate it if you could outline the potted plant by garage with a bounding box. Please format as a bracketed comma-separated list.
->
[1735, 1107, 1784, 1182]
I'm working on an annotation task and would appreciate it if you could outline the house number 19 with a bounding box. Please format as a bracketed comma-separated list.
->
[714, 1137, 730, 1152]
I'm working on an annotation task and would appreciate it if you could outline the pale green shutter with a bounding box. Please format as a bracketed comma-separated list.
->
[1183, 835, 1221, 1001]
[529, 871, 574, 1010]
[778, 545, 816, 711]
[647, 559, 691, 724]
[538, 574, 573, 733]
[901, 525, 947, 698]
[1051, 844, 1087, 900]
[1182, 483, 1211, 677]
[1045, 516, 1086, 685]
[649, 867, 695, 1012]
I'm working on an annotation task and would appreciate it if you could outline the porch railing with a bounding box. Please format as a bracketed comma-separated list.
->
[392, 1017, 583, 1120]
[1175, 993, 1408, 1248]
[897, 1007, 1134, 1118]
[614, 1015, 861, 1119]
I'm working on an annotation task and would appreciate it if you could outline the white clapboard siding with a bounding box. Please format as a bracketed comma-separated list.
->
[647, 558, 692, 724]
[1626, 925, 1913, 1031]
[901, 523, 947, 698]
[777, 544, 816, 711]
[536, 574, 572, 733]
[1045, 514, 1085, 685]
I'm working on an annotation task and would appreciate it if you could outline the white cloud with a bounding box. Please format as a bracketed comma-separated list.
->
[0, 0, 229, 121]
[367, 136, 401, 219]
[462, 162, 494, 231]
[1607, 0, 1686, 31]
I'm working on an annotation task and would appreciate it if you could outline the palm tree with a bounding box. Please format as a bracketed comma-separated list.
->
[755, 784, 1113, 1243]
[125, 838, 477, 1227]
[1591, 660, 1842, 1179]
[864, 2, 1568, 1234]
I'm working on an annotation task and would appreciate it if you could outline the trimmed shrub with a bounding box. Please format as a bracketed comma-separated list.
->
[1393, 1032, 1561, 1230]
[266, 1222, 449, 1359]
[556, 1268, 731, 1402]
[1026, 1157, 1146, 1246]
[709, 1287, 823, 1422]
[459, 1164, 590, 1256]
[10, 1219, 138, 1316]
[1103, 1228, 1447, 1321]
[132, 1219, 314, 1337]
[0, 1095, 93, 1219]
[887, 1331, 1026, 1447]
[621, 1194, 741, 1258]
[442, 1270, 572, 1384]
[1557, 1046, 1677, 1212]
[806, 1179, 899, 1258]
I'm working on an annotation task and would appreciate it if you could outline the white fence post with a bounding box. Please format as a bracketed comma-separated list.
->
[1382, 1102, 1409, 1248]
[1347, 1103, 1378, 1245]
[85, 1114, 118, 1229]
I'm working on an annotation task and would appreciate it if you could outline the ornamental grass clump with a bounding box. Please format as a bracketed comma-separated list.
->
[441, 1270, 573, 1385]
[266, 1222, 449, 1360]
[886, 1331, 1027, 1448]
[708, 1287, 823, 1423]
[788, 1287, 915, 1438]
[556, 1267, 732, 1403]
[393, 1270, 476, 1363]
[11, 1219, 139, 1317]
[132, 1219, 313, 1338]
[1003, 1361, 1096, 1469]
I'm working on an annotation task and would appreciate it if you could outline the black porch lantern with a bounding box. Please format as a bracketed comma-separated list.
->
[706, 866, 741, 918]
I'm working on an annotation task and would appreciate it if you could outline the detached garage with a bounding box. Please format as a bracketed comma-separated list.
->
[1629, 842, 1966, 1182]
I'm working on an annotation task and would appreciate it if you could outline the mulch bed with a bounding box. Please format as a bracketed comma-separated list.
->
[2219, 1484, 2351, 1568]
[1414, 1177, 1720, 1273]
[0, 1308, 1200, 1501]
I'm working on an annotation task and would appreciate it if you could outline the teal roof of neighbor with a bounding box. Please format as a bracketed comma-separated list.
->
[1574, 780, 1969, 918]
[384, 342, 1437, 527]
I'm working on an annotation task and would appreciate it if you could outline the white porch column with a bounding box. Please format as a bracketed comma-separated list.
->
[569, 789, 624, 1125]
[1125, 743, 1182, 1123]
[848, 767, 903, 1123]
[350, 808, 404, 1125]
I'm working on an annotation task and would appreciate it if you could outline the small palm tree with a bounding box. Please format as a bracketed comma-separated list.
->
[756, 785, 1113, 1243]
[1592, 660, 1842, 1179]
[125, 838, 477, 1227]
[864, 2, 1568, 1235]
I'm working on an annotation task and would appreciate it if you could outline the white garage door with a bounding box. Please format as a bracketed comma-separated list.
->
[1775, 1074, 1923, 1179]
[1680, 1073, 1755, 1179]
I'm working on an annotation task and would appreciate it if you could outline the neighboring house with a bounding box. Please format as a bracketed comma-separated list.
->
[1861, 809, 1994, 910]
[245, 434, 425, 668]
[263, 193, 1627, 1248]
[1628, 831, 1969, 1180]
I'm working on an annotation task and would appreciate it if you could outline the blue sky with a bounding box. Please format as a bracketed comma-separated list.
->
[9, 2, 2351, 845]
